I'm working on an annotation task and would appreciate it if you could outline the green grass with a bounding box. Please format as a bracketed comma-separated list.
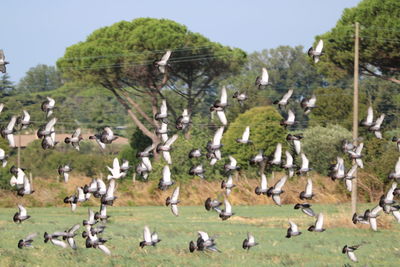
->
[0, 204, 399, 266]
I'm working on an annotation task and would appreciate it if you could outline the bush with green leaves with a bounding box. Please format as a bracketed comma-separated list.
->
[222, 106, 287, 169]
[299, 124, 352, 175]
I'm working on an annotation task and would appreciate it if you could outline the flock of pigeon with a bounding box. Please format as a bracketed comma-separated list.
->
[0, 39, 398, 263]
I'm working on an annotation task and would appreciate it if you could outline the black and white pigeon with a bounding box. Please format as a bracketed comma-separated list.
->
[95, 178, 107, 198]
[280, 109, 296, 128]
[120, 159, 130, 176]
[83, 178, 98, 195]
[224, 155, 240, 173]
[286, 134, 302, 155]
[76, 186, 91, 202]
[342, 244, 362, 262]
[392, 136, 400, 152]
[236, 126, 252, 144]
[215, 198, 234, 220]
[13, 204, 31, 223]
[44, 232, 68, 248]
[165, 186, 180, 216]
[388, 157, 400, 181]
[63, 195, 78, 211]
[300, 94, 317, 115]
[0, 103, 3, 115]
[137, 143, 155, 158]
[255, 67, 270, 89]
[365, 205, 383, 231]
[89, 134, 106, 150]
[157, 134, 178, 165]
[299, 178, 314, 200]
[267, 175, 287, 206]
[154, 50, 171, 73]
[16, 110, 31, 129]
[286, 221, 302, 238]
[232, 91, 248, 106]
[269, 143, 282, 166]
[156, 122, 169, 142]
[0, 49, 10, 73]
[0, 148, 8, 167]
[347, 143, 364, 168]
[294, 203, 315, 217]
[369, 114, 385, 139]
[83, 209, 97, 226]
[140, 226, 161, 248]
[136, 161, 150, 180]
[37, 117, 57, 139]
[297, 153, 312, 175]
[344, 164, 358, 192]
[58, 164, 72, 183]
[379, 182, 397, 213]
[94, 204, 110, 222]
[242, 233, 258, 250]
[308, 39, 324, 63]
[176, 109, 191, 130]
[158, 165, 175, 190]
[308, 213, 325, 232]
[250, 150, 267, 165]
[18, 233, 37, 249]
[41, 97, 56, 118]
[64, 128, 83, 150]
[155, 99, 168, 123]
[107, 158, 124, 180]
[61, 224, 80, 249]
[282, 151, 296, 178]
[188, 148, 202, 159]
[328, 157, 345, 181]
[10, 166, 26, 188]
[255, 173, 268, 195]
[210, 86, 228, 126]
[194, 231, 220, 252]
[100, 127, 118, 144]
[84, 225, 111, 255]
[360, 106, 374, 127]
[221, 175, 236, 196]
[342, 140, 355, 153]
[207, 127, 224, 165]
[205, 197, 222, 211]
[1, 115, 17, 147]
[17, 176, 34, 196]
[189, 164, 205, 179]
[101, 179, 117, 205]
[273, 89, 293, 109]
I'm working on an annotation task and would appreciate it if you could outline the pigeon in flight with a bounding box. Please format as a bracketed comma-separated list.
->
[347, 143, 364, 168]
[210, 87, 228, 126]
[188, 148, 202, 159]
[41, 97, 56, 118]
[286, 221, 302, 238]
[232, 91, 248, 106]
[221, 175, 236, 196]
[158, 165, 175, 190]
[360, 106, 374, 127]
[157, 134, 178, 165]
[215, 198, 235, 220]
[297, 153, 312, 176]
[388, 157, 400, 181]
[64, 128, 83, 150]
[299, 178, 314, 200]
[16, 110, 31, 130]
[58, 164, 72, 183]
[369, 114, 385, 139]
[286, 134, 302, 155]
[13, 204, 31, 223]
[1, 115, 17, 147]
[17, 176, 34, 196]
[269, 143, 282, 166]
[44, 232, 68, 248]
[155, 99, 168, 123]
[204, 197, 222, 211]
[190, 231, 220, 253]
[224, 155, 240, 174]
[99, 127, 118, 144]
[101, 179, 117, 205]
[83, 208, 97, 226]
[308, 213, 325, 232]
[308, 39, 324, 63]
[18, 233, 37, 249]
[250, 150, 267, 165]
[154, 50, 171, 73]
[189, 164, 205, 179]
[242, 233, 258, 250]
[107, 158, 124, 180]
[255, 173, 268, 195]
[273, 89, 293, 109]
[280, 109, 296, 128]
[236, 126, 252, 144]
[300, 94, 317, 115]
[392, 136, 400, 152]
[255, 68, 270, 89]
[294, 203, 315, 217]
[140, 226, 161, 248]
[94, 204, 110, 222]
[0, 49, 10, 73]
[61, 224, 80, 249]
[166, 186, 180, 216]
[176, 109, 191, 130]
[0, 148, 8, 167]
[266, 175, 287, 206]
[342, 244, 362, 262]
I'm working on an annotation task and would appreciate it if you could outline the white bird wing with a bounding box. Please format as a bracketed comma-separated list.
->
[51, 239, 67, 248]
[100, 204, 107, 217]
[67, 237, 77, 249]
[171, 186, 180, 202]
[366, 106, 374, 125]
[72, 128, 81, 138]
[370, 205, 383, 216]
[293, 140, 301, 154]
[305, 178, 312, 196]
[163, 151, 172, 165]
[224, 199, 232, 214]
[289, 221, 298, 232]
[220, 86, 227, 105]
[165, 134, 178, 148]
[47, 97, 55, 107]
[18, 204, 27, 217]
[226, 175, 233, 187]
[6, 116, 17, 130]
[77, 187, 85, 200]
[7, 134, 15, 147]
[262, 67, 269, 83]
[261, 173, 267, 190]
[10, 175, 17, 186]
[0, 103, 3, 113]
[45, 117, 57, 132]
[301, 153, 309, 169]
[374, 114, 385, 128]
[64, 172, 69, 183]
[392, 210, 400, 222]
[182, 109, 188, 117]
[216, 110, 227, 126]
[23, 177, 31, 192]
[88, 208, 95, 221]
[287, 109, 295, 122]
[369, 217, 378, 231]
[281, 89, 293, 102]
[0, 148, 4, 158]
[247, 233, 255, 244]
[160, 50, 171, 62]
[315, 213, 324, 230]
[356, 143, 364, 155]
[171, 204, 179, 216]
[272, 195, 281, 206]
[106, 179, 115, 198]
[274, 175, 287, 191]
[112, 158, 120, 172]
[345, 179, 352, 192]
[23, 110, 30, 121]
[285, 151, 293, 166]
[98, 244, 111, 255]
[308, 95, 317, 106]
[347, 251, 358, 262]
[229, 155, 237, 167]
[143, 144, 156, 154]
[97, 179, 106, 193]
[160, 100, 167, 115]
[142, 157, 152, 171]
[347, 164, 358, 177]
[162, 165, 171, 183]
[213, 127, 224, 146]
[242, 126, 250, 141]
[386, 182, 397, 201]
[315, 39, 324, 53]
[274, 143, 282, 162]
[198, 231, 209, 241]
[143, 226, 151, 242]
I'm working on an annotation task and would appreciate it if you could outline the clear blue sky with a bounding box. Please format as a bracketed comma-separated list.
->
[2, 0, 361, 82]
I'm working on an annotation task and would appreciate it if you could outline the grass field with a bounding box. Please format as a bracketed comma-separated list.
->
[0, 204, 399, 266]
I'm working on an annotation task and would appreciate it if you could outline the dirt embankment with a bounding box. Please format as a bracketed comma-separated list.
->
[0, 172, 358, 208]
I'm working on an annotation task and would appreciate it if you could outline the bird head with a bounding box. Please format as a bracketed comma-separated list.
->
[165, 197, 171, 206]
[189, 241, 197, 252]
[13, 213, 20, 223]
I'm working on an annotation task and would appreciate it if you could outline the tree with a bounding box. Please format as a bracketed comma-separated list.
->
[57, 18, 246, 144]
[316, 0, 400, 84]
[0, 73, 14, 96]
[16, 64, 62, 94]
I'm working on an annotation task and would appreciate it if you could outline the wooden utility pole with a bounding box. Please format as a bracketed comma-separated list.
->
[351, 22, 360, 215]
